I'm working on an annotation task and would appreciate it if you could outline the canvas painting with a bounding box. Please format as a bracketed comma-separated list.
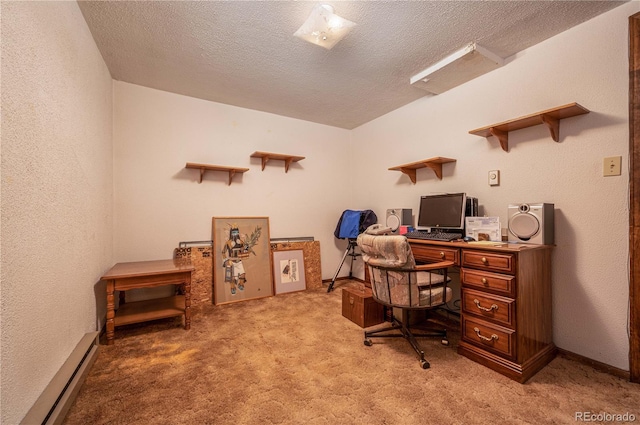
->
[212, 217, 273, 305]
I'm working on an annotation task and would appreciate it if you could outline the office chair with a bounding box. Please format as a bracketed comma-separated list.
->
[356, 224, 454, 369]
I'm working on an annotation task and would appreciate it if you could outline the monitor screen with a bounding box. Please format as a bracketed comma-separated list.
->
[417, 193, 467, 230]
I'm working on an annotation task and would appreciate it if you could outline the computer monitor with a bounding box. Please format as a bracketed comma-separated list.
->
[417, 192, 467, 231]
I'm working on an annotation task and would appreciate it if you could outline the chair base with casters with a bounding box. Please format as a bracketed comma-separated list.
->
[364, 308, 449, 369]
[356, 225, 454, 369]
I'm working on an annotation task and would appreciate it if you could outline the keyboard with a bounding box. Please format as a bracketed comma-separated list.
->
[405, 231, 463, 241]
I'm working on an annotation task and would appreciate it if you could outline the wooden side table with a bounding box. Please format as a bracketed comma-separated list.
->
[102, 259, 194, 345]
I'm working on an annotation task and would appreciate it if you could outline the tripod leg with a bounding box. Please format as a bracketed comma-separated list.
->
[348, 242, 356, 279]
[327, 244, 351, 292]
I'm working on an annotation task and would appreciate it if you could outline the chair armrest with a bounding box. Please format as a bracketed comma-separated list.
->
[414, 260, 454, 271]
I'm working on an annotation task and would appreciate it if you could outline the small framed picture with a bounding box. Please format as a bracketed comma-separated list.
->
[272, 249, 306, 295]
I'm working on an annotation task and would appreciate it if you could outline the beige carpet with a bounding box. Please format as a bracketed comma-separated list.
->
[64, 282, 639, 425]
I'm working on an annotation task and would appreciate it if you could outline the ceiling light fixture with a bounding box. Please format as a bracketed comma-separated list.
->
[294, 4, 356, 50]
[410, 43, 505, 95]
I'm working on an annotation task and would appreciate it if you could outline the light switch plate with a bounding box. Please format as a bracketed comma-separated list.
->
[603, 156, 622, 176]
[489, 170, 500, 186]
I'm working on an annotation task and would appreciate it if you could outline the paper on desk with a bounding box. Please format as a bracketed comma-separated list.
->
[465, 216, 501, 241]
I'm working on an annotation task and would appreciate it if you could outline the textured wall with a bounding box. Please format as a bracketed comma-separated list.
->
[351, 2, 638, 371]
[112, 82, 354, 284]
[1, 2, 113, 423]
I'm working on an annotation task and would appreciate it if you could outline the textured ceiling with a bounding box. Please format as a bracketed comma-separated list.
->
[78, 1, 626, 129]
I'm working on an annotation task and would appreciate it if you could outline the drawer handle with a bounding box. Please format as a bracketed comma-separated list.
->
[349, 297, 354, 305]
[439, 251, 445, 258]
[481, 277, 488, 284]
[473, 327, 499, 342]
[481, 257, 488, 264]
[474, 299, 498, 312]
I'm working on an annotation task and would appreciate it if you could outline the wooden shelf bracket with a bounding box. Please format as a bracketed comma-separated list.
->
[541, 114, 560, 142]
[226, 169, 237, 186]
[423, 162, 445, 180]
[399, 167, 418, 184]
[185, 162, 249, 185]
[259, 156, 270, 171]
[489, 127, 509, 152]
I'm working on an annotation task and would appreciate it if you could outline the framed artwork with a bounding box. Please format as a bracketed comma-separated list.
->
[272, 249, 306, 294]
[270, 241, 322, 289]
[212, 217, 273, 305]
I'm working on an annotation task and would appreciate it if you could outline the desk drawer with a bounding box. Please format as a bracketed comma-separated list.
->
[461, 268, 515, 297]
[411, 245, 459, 265]
[462, 316, 516, 360]
[462, 250, 515, 274]
[462, 289, 515, 328]
[114, 272, 190, 290]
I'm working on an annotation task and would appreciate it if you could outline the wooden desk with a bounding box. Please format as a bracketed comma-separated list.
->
[102, 259, 194, 345]
[408, 239, 555, 383]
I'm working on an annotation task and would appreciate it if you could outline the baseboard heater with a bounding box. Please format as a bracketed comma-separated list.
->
[21, 332, 99, 425]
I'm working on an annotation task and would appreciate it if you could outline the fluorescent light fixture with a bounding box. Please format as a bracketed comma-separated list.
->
[410, 43, 505, 94]
[294, 4, 356, 50]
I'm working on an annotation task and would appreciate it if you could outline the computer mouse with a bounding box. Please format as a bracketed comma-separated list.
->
[463, 236, 475, 242]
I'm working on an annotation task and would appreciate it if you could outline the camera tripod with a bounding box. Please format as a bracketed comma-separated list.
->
[327, 239, 360, 292]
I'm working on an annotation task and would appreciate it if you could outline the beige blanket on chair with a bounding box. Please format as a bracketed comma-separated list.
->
[356, 232, 416, 270]
[357, 227, 449, 307]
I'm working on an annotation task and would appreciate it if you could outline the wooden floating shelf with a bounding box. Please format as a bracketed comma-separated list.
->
[250, 151, 305, 172]
[185, 162, 249, 185]
[469, 102, 590, 152]
[389, 157, 457, 183]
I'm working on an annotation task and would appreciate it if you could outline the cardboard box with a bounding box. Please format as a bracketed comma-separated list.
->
[342, 286, 385, 328]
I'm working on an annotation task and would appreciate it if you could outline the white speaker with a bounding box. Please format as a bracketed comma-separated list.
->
[386, 208, 412, 233]
[508, 203, 554, 244]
